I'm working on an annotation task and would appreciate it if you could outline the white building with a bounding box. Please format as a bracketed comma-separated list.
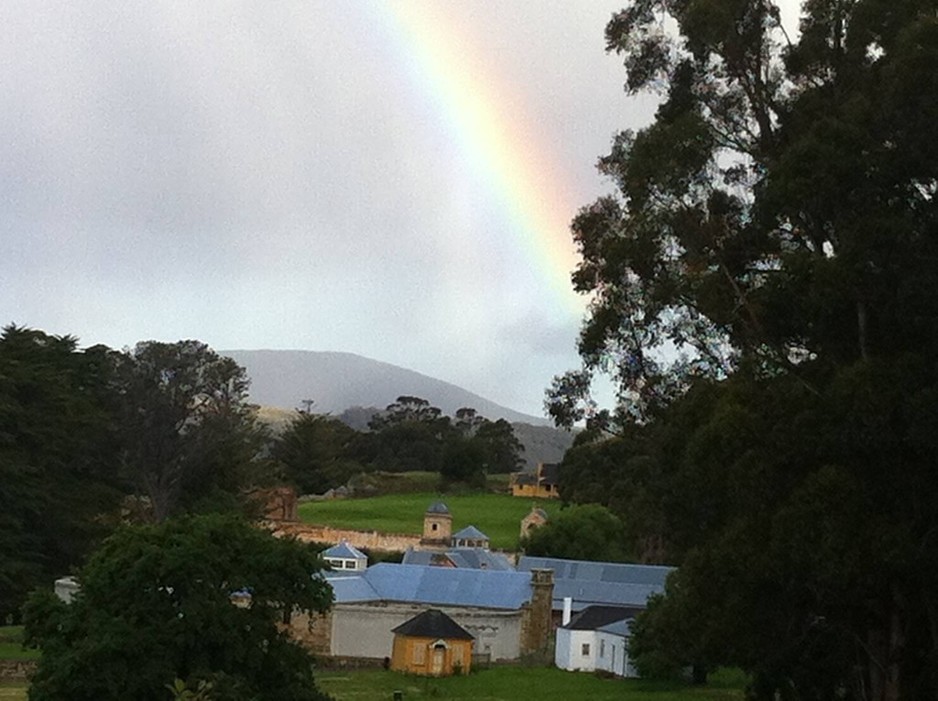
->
[554, 602, 638, 678]
[321, 540, 368, 572]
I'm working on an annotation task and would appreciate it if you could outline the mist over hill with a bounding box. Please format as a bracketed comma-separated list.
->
[225, 350, 575, 469]
[223, 350, 551, 426]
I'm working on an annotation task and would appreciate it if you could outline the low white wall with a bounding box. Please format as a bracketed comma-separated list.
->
[331, 602, 523, 661]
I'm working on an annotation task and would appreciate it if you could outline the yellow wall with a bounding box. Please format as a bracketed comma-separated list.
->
[390, 636, 472, 676]
[511, 484, 558, 499]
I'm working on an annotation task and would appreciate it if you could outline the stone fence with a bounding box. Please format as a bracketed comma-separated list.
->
[269, 522, 421, 552]
[0, 659, 37, 682]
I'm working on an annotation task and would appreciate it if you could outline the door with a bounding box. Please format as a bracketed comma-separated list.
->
[431, 644, 446, 675]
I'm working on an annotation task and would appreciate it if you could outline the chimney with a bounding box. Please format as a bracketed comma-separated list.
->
[562, 597, 572, 626]
[520, 568, 555, 654]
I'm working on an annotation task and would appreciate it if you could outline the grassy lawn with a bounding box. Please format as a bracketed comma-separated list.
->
[0, 668, 744, 701]
[0, 628, 37, 663]
[0, 683, 27, 701]
[298, 491, 560, 550]
[316, 667, 745, 701]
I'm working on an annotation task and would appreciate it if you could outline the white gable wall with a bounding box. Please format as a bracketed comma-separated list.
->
[555, 627, 637, 678]
[554, 628, 598, 672]
[595, 629, 637, 677]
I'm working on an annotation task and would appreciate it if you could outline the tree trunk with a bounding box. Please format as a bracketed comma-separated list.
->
[857, 300, 870, 361]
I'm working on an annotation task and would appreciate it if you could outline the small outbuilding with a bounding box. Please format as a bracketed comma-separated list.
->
[390, 609, 474, 676]
[321, 540, 368, 572]
[451, 525, 490, 549]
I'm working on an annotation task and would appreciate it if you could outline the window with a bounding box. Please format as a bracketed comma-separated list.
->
[581, 643, 590, 656]
[452, 646, 463, 665]
[600, 640, 605, 658]
[343, 560, 355, 569]
[432, 523, 438, 532]
[412, 643, 425, 664]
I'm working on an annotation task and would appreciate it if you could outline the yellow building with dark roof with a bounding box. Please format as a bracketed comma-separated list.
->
[390, 609, 474, 676]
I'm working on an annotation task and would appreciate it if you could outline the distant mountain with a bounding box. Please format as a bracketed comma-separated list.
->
[223, 350, 552, 426]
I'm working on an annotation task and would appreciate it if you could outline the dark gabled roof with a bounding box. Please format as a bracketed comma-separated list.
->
[391, 608, 474, 640]
[426, 501, 450, 514]
[512, 472, 538, 486]
[452, 525, 488, 541]
[538, 463, 560, 484]
[564, 605, 639, 630]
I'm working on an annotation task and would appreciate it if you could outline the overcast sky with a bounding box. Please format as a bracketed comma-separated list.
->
[0, 1, 800, 416]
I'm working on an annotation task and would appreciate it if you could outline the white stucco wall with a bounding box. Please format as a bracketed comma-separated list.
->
[555, 629, 597, 672]
[331, 602, 523, 661]
[555, 628, 637, 678]
[595, 630, 636, 677]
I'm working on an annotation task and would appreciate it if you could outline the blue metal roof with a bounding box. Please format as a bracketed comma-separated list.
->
[326, 573, 379, 602]
[517, 556, 673, 610]
[452, 525, 489, 541]
[402, 548, 512, 571]
[598, 619, 633, 637]
[322, 541, 367, 560]
[426, 501, 450, 514]
[446, 549, 513, 571]
[327, 563, 532, 610]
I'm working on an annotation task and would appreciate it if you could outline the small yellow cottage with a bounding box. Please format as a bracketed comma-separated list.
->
[390, 609, 474, 676]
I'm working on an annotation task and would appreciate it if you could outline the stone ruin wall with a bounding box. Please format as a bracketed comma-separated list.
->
[270, 522, 422, 552]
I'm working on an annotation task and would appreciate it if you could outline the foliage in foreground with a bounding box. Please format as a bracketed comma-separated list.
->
[22, 514, 333, 701]
[549, 0, 938, 698]
[1, 329, 270, 621]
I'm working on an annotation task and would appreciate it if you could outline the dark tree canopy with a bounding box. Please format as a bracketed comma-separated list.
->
[23, 513, 333, 701]
[273, 411, 364, 494]
[358, 396, 524, 483]
[0, 326, 123, 621]
[521, 504, 632, 563]
[116, 340, 266, 521]
[549, 2, 938, 698]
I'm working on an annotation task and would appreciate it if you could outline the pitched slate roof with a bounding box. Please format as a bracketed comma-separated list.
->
[598, 618, 633, 637]
[452, 525, 488, 541]
[321, 541, 367, 560]
[538, 463, 560, 484]
[426, 501, 450, 514]
[327, 563, 532, 610]
[402, 548, 513, 571]
[517, 556, 673, 611]
[391, 609, 474, 640]
[564, 605, 638, 630]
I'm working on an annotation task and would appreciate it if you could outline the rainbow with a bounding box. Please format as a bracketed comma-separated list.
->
[367, 2, 587, 317]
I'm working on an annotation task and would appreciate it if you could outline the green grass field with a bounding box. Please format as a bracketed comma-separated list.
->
[317, 667, 746, 701]
[298, 490, 560, 550]
[0, 682, 26, 701]
[0, 669, 745, 701]
[0, 628, 37, 663]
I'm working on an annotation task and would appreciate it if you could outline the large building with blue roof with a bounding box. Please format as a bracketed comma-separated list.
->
[517, 555, 673, 615]
[290, 563, 554, 662]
